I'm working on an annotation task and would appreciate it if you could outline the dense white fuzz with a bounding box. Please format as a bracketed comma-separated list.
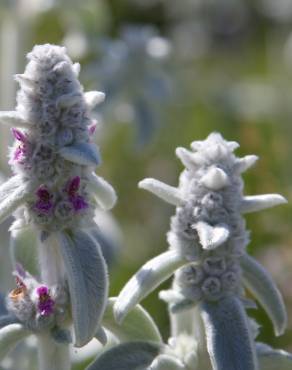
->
[240, 194, 287, 214]
[114, 251, 187, 323]
[138, 178, 185, 206]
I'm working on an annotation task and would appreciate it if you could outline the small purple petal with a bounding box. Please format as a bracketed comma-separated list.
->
[34, 200, 53, 214]
[37, 285, 49, 296]
[11, 128, 26, 142]
[66, 176, 80, 196]
[36, 285, 55, 316]
[88, 121, 97, 136]
[70, 195, 88, 211]
[36, 186, 52, 201]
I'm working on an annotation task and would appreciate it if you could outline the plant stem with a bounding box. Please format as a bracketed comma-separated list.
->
[38, 333, 70, 370]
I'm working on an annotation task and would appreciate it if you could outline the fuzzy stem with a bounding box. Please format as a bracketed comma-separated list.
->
[38, 333, 70, 370]
[38, 234, 71, 370]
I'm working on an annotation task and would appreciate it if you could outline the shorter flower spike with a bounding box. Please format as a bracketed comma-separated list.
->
[241, 254, 287, 336]
[192, 221, 230, 250]
[138, 178, 185, 206]
[114, 251, 187, 323]
[240, 194, 287, 214]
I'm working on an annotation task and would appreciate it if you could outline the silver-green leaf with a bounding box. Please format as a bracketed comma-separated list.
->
[241, 253, 287, 336]
[57, 229, 108, 347]
[114, 251, 187, 323]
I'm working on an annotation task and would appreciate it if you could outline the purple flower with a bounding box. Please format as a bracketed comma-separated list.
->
[70, 195, 88, 211]
[36, 285, 55, 316]
[34, 185, 54, 214]
[88, 121, 97, 136]
[65, 176, 88, 212]
[10, 128, 28, 164]
[66, 176, 80, 197]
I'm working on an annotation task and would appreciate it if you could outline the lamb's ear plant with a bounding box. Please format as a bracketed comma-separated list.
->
[0, 44, 116, 369]
[106, 132, 291, 370]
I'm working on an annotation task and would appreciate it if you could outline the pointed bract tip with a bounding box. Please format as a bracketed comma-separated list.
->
[241, 194, 287, 214]
[175, 147, 197, 168]
[201, 167, 230, 190]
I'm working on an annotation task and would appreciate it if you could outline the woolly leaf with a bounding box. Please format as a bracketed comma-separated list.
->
[138, 178, 185, 206]
[200, 297, 257, 370]
[257, 343, 292, 370]
[103, 297, 162, 343]
[0, 323, 29, 361]
[59, 143, 100, 166]
[241, 254, 287, 336]
[0, 183, 30, 224]
[88, 173, 117, 210]
[114, 251, 186, 323]
[57, 229, 108, 347]
[86, 341, 160, 370]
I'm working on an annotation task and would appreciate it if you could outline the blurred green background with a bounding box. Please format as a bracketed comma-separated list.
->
[1, 0, 292, 368]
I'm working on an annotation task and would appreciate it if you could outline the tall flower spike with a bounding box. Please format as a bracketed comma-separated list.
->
[115, 132, 287, 370]
[0, 44, 117, 347]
